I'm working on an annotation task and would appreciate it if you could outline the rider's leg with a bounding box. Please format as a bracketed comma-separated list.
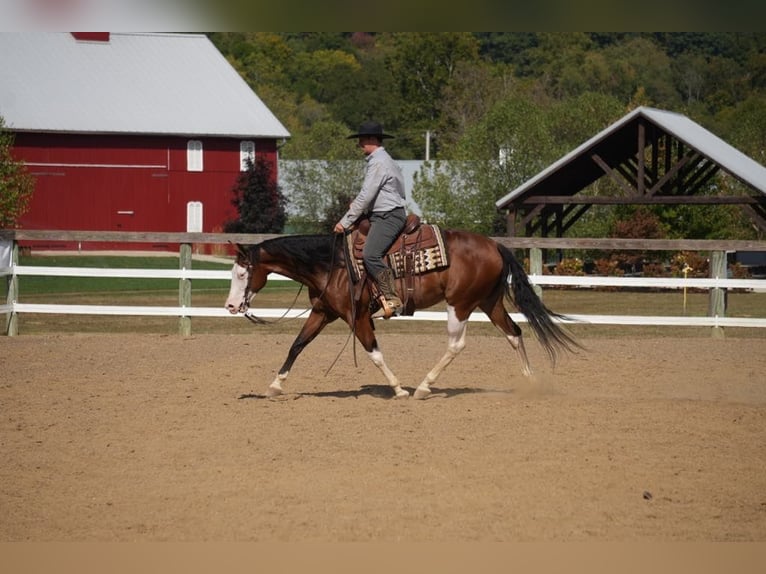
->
[364, 209, 406, 318]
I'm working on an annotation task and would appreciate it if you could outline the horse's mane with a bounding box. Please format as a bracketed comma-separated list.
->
[254, 234, 343, 273]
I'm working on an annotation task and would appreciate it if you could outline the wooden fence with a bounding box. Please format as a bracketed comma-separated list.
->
[2, 230, 766, 337]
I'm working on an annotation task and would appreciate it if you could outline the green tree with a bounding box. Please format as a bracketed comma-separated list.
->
[224, 156, 286, 234]
[547, 92, 625, 155]
[328, 41, 404, 150]
[436, 60, 515, 153]
[0, 117, 35, 228]
[385, 32, 481, 157]
[279, 120, 362, 233]
[716, 93, 766, 164]
[414, 92, 554, 234]
[523, 33, 594, 99]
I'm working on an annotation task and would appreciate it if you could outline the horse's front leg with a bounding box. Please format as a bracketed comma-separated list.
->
[354, 315, 409, 399]
[414, 305, 467, 400]
[267, 309, 332, 397]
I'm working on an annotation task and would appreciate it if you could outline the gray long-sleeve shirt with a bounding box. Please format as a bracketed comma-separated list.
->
[339, 146, 406, 229]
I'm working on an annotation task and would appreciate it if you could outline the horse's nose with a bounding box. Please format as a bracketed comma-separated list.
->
[225, 302, 238, 314]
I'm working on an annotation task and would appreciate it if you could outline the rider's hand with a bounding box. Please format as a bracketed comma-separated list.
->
[333, 222, 345, 234]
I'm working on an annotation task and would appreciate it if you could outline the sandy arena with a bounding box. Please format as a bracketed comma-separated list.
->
[1, 331, 765, 542]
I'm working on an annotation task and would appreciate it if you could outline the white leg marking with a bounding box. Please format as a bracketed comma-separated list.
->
[368, 348, 409, 399]
[266, 372, 288, 397]
[414, 305, 467, 399]
[507, 334, 532, 376]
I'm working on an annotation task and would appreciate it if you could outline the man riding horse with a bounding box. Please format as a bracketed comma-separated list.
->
[333, 121, 407, 319]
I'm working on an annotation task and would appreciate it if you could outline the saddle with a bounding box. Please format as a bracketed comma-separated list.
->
[344, 214, 450, 316]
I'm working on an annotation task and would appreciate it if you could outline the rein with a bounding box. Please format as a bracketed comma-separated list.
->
[243, 282, 305, 325]
[240, 235, 359, 369]
[241, 234, 359, 372]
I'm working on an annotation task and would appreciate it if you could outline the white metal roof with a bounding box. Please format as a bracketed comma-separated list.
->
[495, 106, 766, 208]
[0, 32, 290, 139]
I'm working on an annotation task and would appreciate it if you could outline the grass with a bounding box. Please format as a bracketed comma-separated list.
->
[15, 254, 233, 294]
[3, 255, 765, 338]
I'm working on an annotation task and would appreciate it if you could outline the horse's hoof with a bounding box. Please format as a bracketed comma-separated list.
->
[266, 384, 283, 397]
[413, 386, 431, 400]
[393, 389, 410, 399]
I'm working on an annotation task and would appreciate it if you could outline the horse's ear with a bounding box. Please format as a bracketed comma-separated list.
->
[231, 242, 249, 263]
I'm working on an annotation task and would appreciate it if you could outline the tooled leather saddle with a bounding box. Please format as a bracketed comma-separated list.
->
[344, 214, 450, 316]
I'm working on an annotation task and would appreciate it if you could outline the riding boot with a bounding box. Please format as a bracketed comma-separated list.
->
[371, 268, 403, 319]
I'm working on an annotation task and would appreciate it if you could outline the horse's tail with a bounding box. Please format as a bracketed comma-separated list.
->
[497, 243, 582, 365]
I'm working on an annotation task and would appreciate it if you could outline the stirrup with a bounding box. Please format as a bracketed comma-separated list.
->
[371, 298, 402, 319]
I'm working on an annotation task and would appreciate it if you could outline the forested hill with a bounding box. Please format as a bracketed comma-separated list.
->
[210, 32, 766, 163]
[210, 33, 766, 240]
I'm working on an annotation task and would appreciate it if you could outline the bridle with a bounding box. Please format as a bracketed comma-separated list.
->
[236, 234, 339, 324]
[237, 235, 359, 372]
[237, 258, 306, 325]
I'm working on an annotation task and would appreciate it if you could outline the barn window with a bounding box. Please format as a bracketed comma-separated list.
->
[187, 140, 203, 172]
[240, 141, 255, 171]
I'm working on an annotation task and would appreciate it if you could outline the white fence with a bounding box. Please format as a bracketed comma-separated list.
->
[2, 231, 766, 335]
[3, 260, 766, 332]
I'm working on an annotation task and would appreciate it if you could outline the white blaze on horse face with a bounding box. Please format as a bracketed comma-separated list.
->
[225, 263, 250, 314]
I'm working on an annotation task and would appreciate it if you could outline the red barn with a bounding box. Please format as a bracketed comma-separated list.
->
[0, 32, 290, 250]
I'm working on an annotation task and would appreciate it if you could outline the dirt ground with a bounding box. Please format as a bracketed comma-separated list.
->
[1, 330, 765, 542]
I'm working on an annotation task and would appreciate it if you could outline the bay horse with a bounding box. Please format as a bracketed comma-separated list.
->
[225, 227, 580, 399]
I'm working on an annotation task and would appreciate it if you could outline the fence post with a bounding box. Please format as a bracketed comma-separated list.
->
[179, 242, 192, 336]
[5, 240, 19, 336]
[529, 247, 543, 299]
[708, 250, 726, 339]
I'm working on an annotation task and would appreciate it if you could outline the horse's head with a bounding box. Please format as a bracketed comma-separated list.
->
[224, 244, 268, 314]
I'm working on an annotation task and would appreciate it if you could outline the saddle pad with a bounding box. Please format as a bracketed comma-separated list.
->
[386, 226, 449, 278]
[345, 224, 450, 282]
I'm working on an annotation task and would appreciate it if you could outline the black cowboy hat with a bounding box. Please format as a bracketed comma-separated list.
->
[346, 120, 394, 140]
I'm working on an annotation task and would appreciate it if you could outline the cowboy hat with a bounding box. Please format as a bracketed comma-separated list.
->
[346, 120, 394, 140]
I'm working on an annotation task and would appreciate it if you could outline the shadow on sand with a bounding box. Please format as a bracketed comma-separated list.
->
[238, 384, 515, 401]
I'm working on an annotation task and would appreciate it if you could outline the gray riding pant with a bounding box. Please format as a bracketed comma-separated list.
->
[362, 207, 407, 278]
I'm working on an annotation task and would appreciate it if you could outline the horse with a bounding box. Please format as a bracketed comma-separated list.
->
[224, 227, 580, 400]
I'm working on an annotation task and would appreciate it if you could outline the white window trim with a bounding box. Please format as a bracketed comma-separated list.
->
[240, 141, 255, 171]
[187, 140, 203, 172]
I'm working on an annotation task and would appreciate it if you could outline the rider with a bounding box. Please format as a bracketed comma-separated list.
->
[333, 121, 407, 319]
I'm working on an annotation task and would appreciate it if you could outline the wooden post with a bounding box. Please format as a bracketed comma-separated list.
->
[529, 247, 543, 300]
[708, 250, 726, 339]
[5, 240, 19, 336]
[179, 242, 192, 336]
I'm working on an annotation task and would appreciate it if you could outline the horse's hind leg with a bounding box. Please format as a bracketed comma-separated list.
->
[481, 297, 532, 376]
[414, 305, 467, 400]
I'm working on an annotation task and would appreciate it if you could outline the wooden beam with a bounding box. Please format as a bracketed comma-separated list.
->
[742, 205, 766, 233]
[0, 229, 280, 245]
[492, 237, 766, 251]
[2, 228, 764, 253]
[647, 152, 693, 196]
[591, 153, 636, 196]
[615, 160, 639, 191]
[560, 204, 592, 234]
[685, 163, 720, 195]
[505, 209, 517, 237]
[519, 204, 544, 230]
[637, 122, 646, 195]
[519, 195, 764, 205]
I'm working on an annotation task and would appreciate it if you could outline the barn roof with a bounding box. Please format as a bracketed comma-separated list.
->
[495, 106, 766, 209]
[0, 32, 290, 139]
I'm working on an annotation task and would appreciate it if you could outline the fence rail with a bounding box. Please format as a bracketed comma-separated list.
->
[3, 230, 766, 336]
